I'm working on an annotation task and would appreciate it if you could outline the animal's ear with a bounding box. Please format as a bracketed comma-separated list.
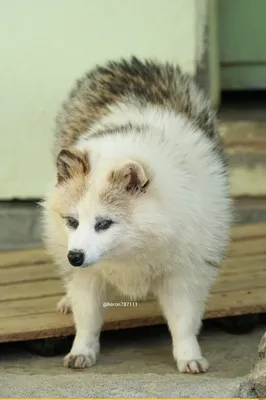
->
[56, 148, 90, 184]
[110, 160, 150, 194]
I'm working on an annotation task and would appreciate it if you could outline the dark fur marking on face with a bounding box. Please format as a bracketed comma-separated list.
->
[62, 215, 79, 230]
[94, 217, 114, 232]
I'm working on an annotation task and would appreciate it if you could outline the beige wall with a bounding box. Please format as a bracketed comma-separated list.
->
[0, 0, 205, 199]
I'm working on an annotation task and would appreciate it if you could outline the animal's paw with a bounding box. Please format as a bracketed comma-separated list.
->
[63, 349, 97, 369]
[57, 295, 71, 315]
[177, 357, 209, 374]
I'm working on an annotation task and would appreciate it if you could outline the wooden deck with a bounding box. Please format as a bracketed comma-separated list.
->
[1, 223, 266, 343]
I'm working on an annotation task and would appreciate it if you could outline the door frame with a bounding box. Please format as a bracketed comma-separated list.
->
[196, 0, 220, 108]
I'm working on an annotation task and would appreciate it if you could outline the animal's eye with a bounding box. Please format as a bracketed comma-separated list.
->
[94, 219, 114, 232]
[65, 216, 79, 230]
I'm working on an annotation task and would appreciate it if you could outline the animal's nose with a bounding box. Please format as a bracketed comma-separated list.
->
[67, 250, 85, 267]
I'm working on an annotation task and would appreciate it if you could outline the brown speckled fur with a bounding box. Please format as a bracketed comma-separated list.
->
[55, 57, 219, 151]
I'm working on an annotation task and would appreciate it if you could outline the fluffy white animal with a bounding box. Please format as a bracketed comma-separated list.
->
[42, 57, 232, 373]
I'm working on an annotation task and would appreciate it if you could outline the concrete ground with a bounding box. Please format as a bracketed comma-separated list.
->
[0, 321, 264, 398]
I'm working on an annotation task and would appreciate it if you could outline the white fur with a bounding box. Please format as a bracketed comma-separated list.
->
[43, 102, 231, 373]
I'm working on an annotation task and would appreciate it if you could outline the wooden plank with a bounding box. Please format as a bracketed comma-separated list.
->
[228, 237, 266, 258]
[0, 263, 56, 285]
[220, 121, 266, 197]
[0, 252, 265, 304]
[2, 252, 265, 321]
[0, 278, 64, 302]
[0, 248, 50, 268]
[206, 287, 266, 318]
[1, 285, 266, 343]
[220, 254, 266, 276]
[0, 222, 266, 343]
[230, 222, 266, 241]
[0, 299, 164, 342]
[0, 295, 62, 319]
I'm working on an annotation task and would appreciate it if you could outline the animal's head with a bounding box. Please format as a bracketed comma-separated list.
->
[44, 146, 162, 268]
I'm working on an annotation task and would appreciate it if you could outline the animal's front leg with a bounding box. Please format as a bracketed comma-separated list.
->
[64, 271, 105, 369]
[57, 294, 72, 314]
[156, 273, 210, 374]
